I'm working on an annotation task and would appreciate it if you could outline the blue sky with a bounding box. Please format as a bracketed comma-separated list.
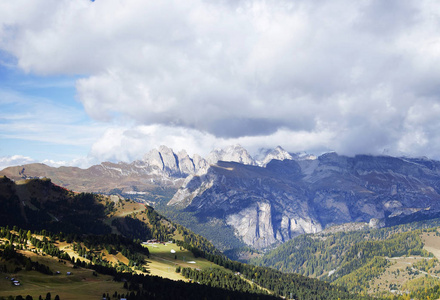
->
[0, 57, 107, 167]
[1, 0, 440, 170]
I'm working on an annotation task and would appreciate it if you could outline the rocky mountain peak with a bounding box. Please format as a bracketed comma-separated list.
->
[143, 148, 164, 170]
[142, 146, 210, 177]
[256, 146, 293, 167]
[192, 154, 210, 174]
[207, 144, 255, 165]
[177, 150, 195, 175]
[142, 145, 182, 176]
[159, 145, 179, 171]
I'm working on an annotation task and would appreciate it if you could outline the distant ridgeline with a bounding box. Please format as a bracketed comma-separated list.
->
[0, 176, 377, 300]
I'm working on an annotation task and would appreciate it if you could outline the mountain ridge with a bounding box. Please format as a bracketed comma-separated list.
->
[3, 146, 440, 251]
[169, 152, 440, 249]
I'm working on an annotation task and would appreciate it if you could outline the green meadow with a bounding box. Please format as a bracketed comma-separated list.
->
[0, 253, 126, 300]
[144, 242, 227, 280]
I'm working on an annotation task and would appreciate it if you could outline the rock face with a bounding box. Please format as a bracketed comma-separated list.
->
[170, 153, 440, 249]
[142, 145, 209, 177]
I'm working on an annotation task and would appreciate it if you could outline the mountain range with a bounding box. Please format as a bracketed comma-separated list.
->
[2, 145, 440, 251]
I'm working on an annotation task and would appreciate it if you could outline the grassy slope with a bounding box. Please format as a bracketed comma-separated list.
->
[0, 232, 270, 299]
[0, 234, 217, 298]
[0, 250, 125, 300]
[146, 243, 209, 280]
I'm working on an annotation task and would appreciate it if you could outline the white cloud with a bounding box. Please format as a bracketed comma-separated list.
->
[88, 124, 336, 163]
[41, 157, 97, 169]
[2, 0, 440, 160]
[0, 155, 36, 171]
[89, 125, 218, 162]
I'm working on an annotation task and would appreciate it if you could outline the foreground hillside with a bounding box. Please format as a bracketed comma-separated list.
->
[0, 227, 281, 300]
[0, 176, 371, 300]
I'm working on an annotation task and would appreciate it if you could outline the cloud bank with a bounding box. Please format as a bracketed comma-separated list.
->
[1, 0, 440, 162]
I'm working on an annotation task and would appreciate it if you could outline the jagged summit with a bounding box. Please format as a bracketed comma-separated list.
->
[207, 144, 256, 165]
[142, 145, 207, 176]
[255, 146, 293, 167]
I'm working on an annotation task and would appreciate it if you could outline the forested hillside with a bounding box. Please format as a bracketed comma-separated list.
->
[252, 219, 440, 297]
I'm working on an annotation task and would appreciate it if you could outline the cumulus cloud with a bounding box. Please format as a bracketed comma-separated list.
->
[88, 124, 335, 163]
[89, 125, 218, 162]
[2, 0, 440, 160]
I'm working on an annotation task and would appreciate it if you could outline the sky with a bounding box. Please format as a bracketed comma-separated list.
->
[1, 0, 440, 170]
